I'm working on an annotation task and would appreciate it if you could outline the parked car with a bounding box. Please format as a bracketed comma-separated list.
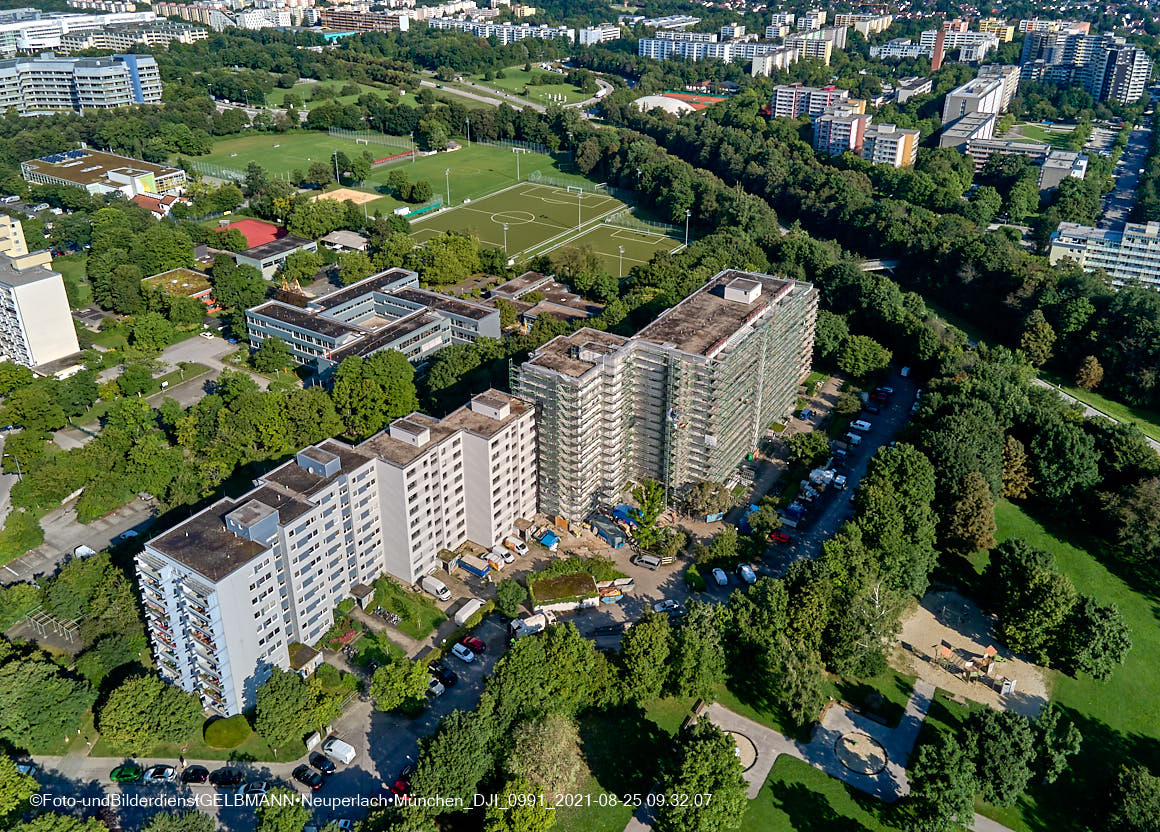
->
[209, 768, 244, 788]
[309, 753, 335, 776]
[293, 765, 324, 790]
[849, 420, 872, 432]
[428, 677, 446, 697]
[143, 765, 176, 785]
[712, 567, 728, 587]
[428, 660, 458, 687]
[769, 530, 791, 544]
[503, 536, 529, 556]
[460, 635, 486, 654]
[491, 544, 515, 564]
[110, 763, 143, 784]
[13, 760, 35, 776]
[833, 474, 848, 490]
[736, 564, 757, 585]
[874, 386, 894, 396]
[391, 778, 411, 797]
[241, 781, 268, 798]
[181, 765, 209, 784]
[870, 392, 888, 403]
[798, 408, 812, 420]
[114, 530, 139, 543]
[652, 600, 681, 614]
[863, 404, 880, 414]
[322, 737, 357, 765]
[451, 642, 475, 663]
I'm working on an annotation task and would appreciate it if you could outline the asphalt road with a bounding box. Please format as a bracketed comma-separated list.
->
[1032, 377, 1160, 452]
[1099, 124, 1152, 229]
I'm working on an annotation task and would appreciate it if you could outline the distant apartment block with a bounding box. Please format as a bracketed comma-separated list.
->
[1049, 221, 1160, 288]
[767, 12, 795, 28]
[770, 83, 854, 118]
[137, 388, 536, 714]
[1020, 30, 1152, 104]
[578, 23, 620, 45]
[0, 219, 80, 369]
[939, 112, 997, 149]
[919, 28, 999, 61]
[1090, 42, 1152, 105]
[941, 77, 1005, 123]
[319, 8, 410, 32]
[633, 14, 700, 29]
[0, 53, 160, 115]
[962, 138, 1087, 190]
[870, 39, 932, 60]
[976, 64, 1021, 110]
[813, 106, 872, 156]
[0, 9, 159, 53]
[832, 13, 893, 36]
[425, 17, 573, 43]
[1019, 18, 1090, 33]
[796, 10, 825, 30]
[894, 76, 933, 103]
[978, 17, 1015, 41]
[246, 268, 501, 375]
[69, 0, 139, 10]
[22, 149, 184, 197]
[861, 124, 919, 168]
[515, 269, 816, 523]
[59, 21, 206, 51]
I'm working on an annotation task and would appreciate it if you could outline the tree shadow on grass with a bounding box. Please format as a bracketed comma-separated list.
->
[578, 704, 671, 796]
[765, 779, 906, 832]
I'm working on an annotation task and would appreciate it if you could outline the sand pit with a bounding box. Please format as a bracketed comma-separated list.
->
[895, 590, 1048, 717]
[311, 188, 380, 205]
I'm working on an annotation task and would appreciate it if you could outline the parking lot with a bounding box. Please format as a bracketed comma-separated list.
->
[1099, 122, 1152, 229]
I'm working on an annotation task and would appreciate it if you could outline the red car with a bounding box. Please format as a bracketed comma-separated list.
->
[770, 531, 791, 544]
[460, 636, 486, 654]
[391, 779, 411, 797]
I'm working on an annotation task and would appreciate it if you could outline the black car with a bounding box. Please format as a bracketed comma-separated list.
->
[181, 765, 209, 784]
[309, 753, 336, 775]
[428, 660, 458, 687]
[863, 404, 880, 414]
[398, 762, 416, 782]
[293, 765, 324, 791]
[209, 768, 244, 788]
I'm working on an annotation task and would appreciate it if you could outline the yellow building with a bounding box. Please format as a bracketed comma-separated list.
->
[978, 18, 1015, 42]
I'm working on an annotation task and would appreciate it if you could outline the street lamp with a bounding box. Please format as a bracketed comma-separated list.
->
[445, 168, 450, 206]
[465, 117, 471, 147]
[3, 453, 20, 482]
[410, 131, 415, 163]
[618, 245, 624, 278]
[684, 208, 691, 247]
[577, 188, 582, 231]
[333, 150, 340, 184]
[503, 222, 509, 254]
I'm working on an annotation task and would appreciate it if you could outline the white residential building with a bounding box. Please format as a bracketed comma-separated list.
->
[770, 83, 852, 118]
[0, 221, 80, 369]
[138, 389, 537, 715]
[0, 53, 161, 115]
[870, 38, 931, 59]
[1049, 221, 1160, 288]
[0, 10, 158, 53]
[578, 23, 620, 45]
[919, 29, 999, 61]
[425, 17, 573, 43]
[861, 123, 920, 168]
[814, 106, 872, 156]
[796, 10, 825, 30]
[941, 77, 1005, 123]
[976, 64, 1020, 110]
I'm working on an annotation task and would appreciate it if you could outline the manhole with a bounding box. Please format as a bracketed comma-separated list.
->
[834, 732, 888, 775]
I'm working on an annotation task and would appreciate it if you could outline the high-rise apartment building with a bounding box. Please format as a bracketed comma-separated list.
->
[0, 219, 80, 368]
[0, 9, 159, 53]
[1089, 42, 1152, 105]
[976, 64, 1021, 110]
[813, 106, 872, 156]
[941, 77, 1005, 123]
[1049, 221, 1160, 288]
[770, 83, 852, 118]
[832, 13, 893, 36]
[978, 18, 1014, 41]
[578, 23, 620, 45]
[138, 389, 536, 715]
[515, 270, 816, 523]
[0, 53, 160, 115]
[861, 123, 919, 167]
[319, 8, 410, 31]
[1020, 31, 1152, 104]
[59, 21, 206, 51]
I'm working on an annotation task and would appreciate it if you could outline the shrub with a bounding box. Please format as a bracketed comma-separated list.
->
[686, 563, 706, 591]
[203, 714, 252, 749]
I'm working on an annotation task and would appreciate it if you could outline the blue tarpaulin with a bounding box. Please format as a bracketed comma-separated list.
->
[612, 505, 640, 527]
[539, 531, 559, 548]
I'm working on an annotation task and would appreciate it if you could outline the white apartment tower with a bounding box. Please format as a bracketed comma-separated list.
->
[517, 270, 817, 523]
[0, 218, 79, 368]
[139, 390, 536, 715]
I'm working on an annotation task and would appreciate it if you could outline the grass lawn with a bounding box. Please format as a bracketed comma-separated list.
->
[825, 668, 916, 729]
[555, 222, 682, 275]
[55, 252, 91, 308]
[264, 81, 390, 109]
[73, 363, 211, 426]
[1039, 371, 1160, 442]
[966, 500, 1160, 831]
[351, 629, 404, 670]
[373, 577, 446, 640]
[468, 66, 588, 105]
[742, 755, 902, 832]
[92, 723, 300, 762]
[1013, 123, 1075, 148]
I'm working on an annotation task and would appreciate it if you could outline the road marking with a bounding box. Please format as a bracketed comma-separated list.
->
[4, 565, 19, 576]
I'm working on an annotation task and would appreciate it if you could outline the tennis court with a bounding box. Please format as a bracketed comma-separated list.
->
[560, 222, 684, 276]
[410, 182, 625, 257]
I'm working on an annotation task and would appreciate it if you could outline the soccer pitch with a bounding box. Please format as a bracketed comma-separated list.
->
[561, 222, 684, 276]
[409, 182, 626, 257]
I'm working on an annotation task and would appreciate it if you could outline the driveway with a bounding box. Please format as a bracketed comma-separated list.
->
[1099, 123, 1151, 229]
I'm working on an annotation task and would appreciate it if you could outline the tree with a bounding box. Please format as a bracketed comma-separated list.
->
[907, 731, 977, 832]
[966, 708, 1036, 806]
[97, 674, 202, 755]
[252, 338, 294, 373]
[130, 312, 176, 353]
[410, 710, 496, 812]
[278, 249, 322, 286]
[619, 610, 673, 702]
[505, 714, 587, 797]
[330, 351, 419, 440]
[11, 815, 106, 832]
[208, 227, 248, 252]
[685, 481, 731, 518]
[943, 471, 996, 554]
[211, 257, 266, 311]
[1029, 418, 1100, 501]
[1001, 435, 1033, 499]
[0, 654, 93, 751]
[670, 600, 725, 700]
[142, 812, 215, 832]
[813, 310, 848, 360]
[983, 539, 1076, 663]
[1075, 355, 1104, 390]
[836, 335, 892, 379]
[243, 162, 269, 197]
[1019, 309, 1056, 367]
[370, 657, 429, 713]
[777, 642, 827, 729]
[654, 721, 747, 832]
[253, 668, 341, 749]
[484, 777, 555, 832]
[495, 578, 528, 618]
[1105, 478, 1160, 563]
[0, 755, 38, 824]
[255, 786, 310, 832]
[631, 478, 666, 548]
[117, 363, 153, 397]
[1109, 765, 1160, 832]
[1033, 703, 1081, 785]
[788, 431, 831, 467]
[339, 251, 374, 285]
[302, 161, 334, 189]
[1058, 595, 1131, 680]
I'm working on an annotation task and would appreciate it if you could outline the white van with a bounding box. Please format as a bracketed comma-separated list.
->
[503, 536, 528, 557]
[321, 737, 356, 765]
[850, 420, 872, 432]
[1, 195, 18, 204]
[453, 597, 484, 626]
[420, 575, 451, 602]
[491, 544, 515, 564]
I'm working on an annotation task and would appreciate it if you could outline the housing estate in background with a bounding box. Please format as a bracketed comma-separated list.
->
[516, 269, 817, 524]
[0, 53, 161, 115]
[1020, 26, 1152, 103]
[0, 216, 80, 369]
[58, 20, 205, 51]
[638, 13, 855, 70]
[137, 388, 537, 714]
[246, 268, 501, 376]
[1049, 222, 1160, 288]
[21, 149, 185, 197]
[0, 6, 160, 53]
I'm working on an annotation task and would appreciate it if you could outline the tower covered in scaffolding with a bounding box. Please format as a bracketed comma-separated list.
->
[515, 269, 817, 522]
